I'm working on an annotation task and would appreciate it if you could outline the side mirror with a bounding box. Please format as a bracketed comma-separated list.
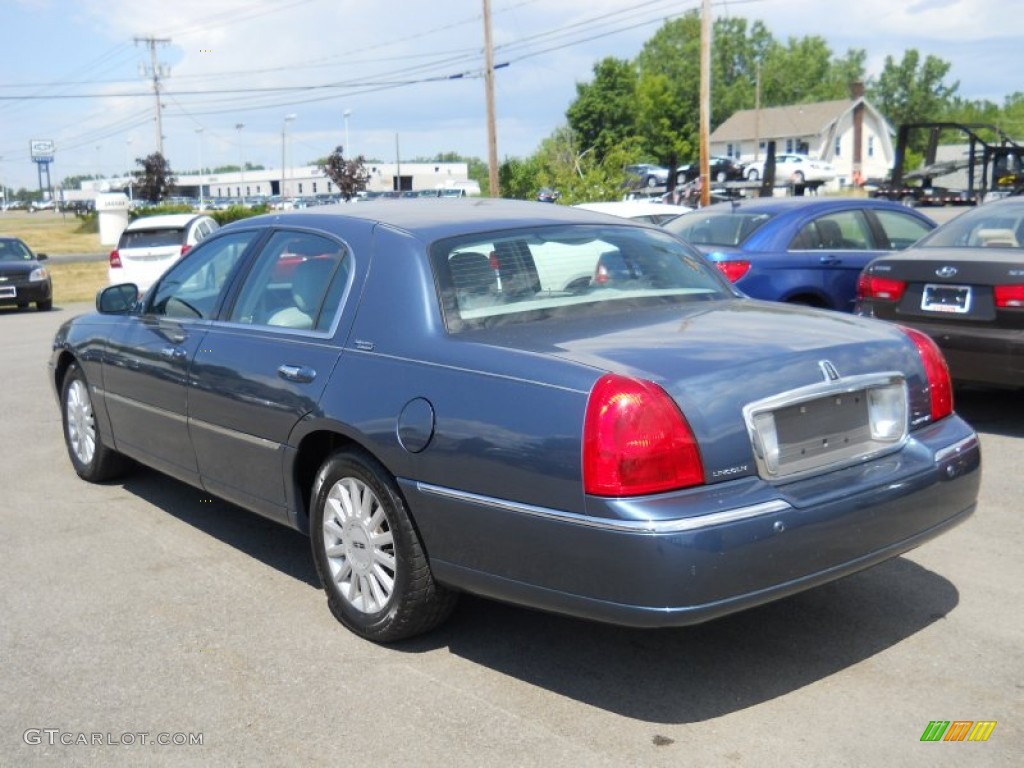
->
[36, 254, 49, 261]
[97, 283, 139, 314]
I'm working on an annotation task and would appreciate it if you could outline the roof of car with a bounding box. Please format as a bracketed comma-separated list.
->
[574, 201, 690, 217]
[698, 196, 919, 215]
[226, 198, 647, 242]
[124, 213, 206, 230]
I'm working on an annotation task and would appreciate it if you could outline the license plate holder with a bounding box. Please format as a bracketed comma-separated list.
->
[922, 283, 971, 314]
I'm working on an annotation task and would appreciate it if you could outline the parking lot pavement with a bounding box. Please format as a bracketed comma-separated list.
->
[1, 304, 1020, 767]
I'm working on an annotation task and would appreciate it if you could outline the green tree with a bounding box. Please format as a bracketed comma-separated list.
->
[869, 49, 959, 140]
[134, 152, 175, 202]
[319, 146, 370, 201]
[565, 57, 639, 161]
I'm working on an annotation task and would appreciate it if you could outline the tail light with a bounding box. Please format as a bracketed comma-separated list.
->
[900, 327, 953, 422]
[715, 260, 751, 283]
[583, 374, 704, 496]
[857, 274, 906, 302]
[994, 284, 1024, 308]
[109, 249, 122, 268]
[180, 244, 192, 257]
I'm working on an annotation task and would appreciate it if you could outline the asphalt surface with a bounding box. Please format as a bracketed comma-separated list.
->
[0, 303, 1020, 767]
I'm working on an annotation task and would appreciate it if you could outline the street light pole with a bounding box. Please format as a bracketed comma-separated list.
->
[344, 109, 352, 156]
[235, 123, 245, 199]
[195, 128, 205, 209]
[281, 113, 297, 201]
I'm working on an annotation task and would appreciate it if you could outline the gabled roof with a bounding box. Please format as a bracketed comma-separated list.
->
[712, 98, 860, 142]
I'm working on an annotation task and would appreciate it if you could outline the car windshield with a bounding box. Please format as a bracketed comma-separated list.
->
[120, 228, 186, 248]
[663, 211, 775, 247]
[0, 239, 34, 261]
[433, 224, 728, 331]
[915, 202, 1024, 248]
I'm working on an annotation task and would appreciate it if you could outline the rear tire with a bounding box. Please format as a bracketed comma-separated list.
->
[61, 363, 130, 482]
[747, 169, 760, 181]
[311, 449, 457, 642]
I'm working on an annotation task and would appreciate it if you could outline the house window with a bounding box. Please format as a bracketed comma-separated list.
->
[834, 137, 841, 157]
[312, 182, 318, 194]
[785, 139, 794, 153]
[327, 181, 333, 192]
[727, 143, 735, 158]
[298, 183, 304, 194]
[868, 136, 875, 158]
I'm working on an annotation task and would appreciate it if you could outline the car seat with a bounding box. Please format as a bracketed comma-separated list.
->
[267, 257, 337, 329]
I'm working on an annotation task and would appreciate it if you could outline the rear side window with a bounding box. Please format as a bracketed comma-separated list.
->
[119, 228, 186, 248]
[790, 211, 871, 250]
[872, 210, 933, 250]
[228, 231, 351, 332]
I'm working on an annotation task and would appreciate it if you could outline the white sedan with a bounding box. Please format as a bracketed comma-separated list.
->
[745, 153, 837, 184]
[574, 200, 690, 225]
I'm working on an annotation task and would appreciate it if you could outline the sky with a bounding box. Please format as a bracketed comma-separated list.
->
[0, 0, 1019, 192]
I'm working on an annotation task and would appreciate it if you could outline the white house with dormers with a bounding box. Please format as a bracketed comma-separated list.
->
[710, 86, 895, 188]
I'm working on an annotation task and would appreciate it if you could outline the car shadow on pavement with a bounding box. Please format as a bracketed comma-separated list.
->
[420, 558, 959, 723]
[120, 467, 319, 588]
[116, 460, 960, 725]
[954, 387, 1024, 438]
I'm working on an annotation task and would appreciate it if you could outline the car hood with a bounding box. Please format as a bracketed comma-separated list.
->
[0, 260, 42, 276]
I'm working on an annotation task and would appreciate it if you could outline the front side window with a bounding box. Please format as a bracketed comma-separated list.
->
[434, 225, 728, 332]
[147, 231, 258, 319]
[0, 239, 34, 261]
[228, 231, 350, 331]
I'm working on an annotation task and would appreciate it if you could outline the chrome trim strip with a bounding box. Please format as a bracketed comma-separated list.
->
[416, 482, 791, 534]
[934, 433, 980, 464]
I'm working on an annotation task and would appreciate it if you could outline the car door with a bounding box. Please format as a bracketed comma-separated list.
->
[784, 210, 880, 311]
[100, 230, 260, 484]
[186, 230, 354, 522]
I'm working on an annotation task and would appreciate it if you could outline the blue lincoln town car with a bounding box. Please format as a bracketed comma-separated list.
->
[50, 200, 980, 642]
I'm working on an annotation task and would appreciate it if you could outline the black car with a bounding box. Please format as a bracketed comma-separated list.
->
[856, 197, 1024, 387]
[677, 156, 747, 184]
[0, 237, 52, 311]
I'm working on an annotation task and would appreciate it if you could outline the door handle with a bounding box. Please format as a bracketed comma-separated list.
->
[819, 256, 841, 265]
[160, 346, 188, 361]
[277, 364, 317, 383]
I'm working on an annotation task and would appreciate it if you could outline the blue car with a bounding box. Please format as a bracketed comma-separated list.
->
[664, 197, 936, 311]
[50, 200, 978, 642]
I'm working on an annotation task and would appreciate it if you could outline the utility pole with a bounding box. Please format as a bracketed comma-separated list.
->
[135, 36, 171, 156]
[699, 0, 711, 207]
[482, 0, 499, 197]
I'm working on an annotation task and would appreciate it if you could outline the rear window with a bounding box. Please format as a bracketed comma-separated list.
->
[917, 204, 1024, 248]
[433, 224, 728, 331]
[119, 228, 186, 249]
[664, 211, 774, 246]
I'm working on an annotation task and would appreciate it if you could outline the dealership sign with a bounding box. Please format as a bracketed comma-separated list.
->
[30, 140, 55, 162]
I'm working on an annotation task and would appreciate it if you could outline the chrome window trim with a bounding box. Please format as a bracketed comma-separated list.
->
[416, 482, 791, 534]
[743, 372, 909, 483]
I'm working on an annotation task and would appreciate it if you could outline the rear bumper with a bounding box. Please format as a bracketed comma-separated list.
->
[405, 415, 980, 627]
[854, 311, 1024, 388]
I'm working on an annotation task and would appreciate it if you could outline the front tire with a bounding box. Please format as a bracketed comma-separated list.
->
[311, 449, 457, 642]
[61, 363, 130, 482]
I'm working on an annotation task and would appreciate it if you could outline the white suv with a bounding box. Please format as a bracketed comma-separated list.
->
[109, 214, 219, 291]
